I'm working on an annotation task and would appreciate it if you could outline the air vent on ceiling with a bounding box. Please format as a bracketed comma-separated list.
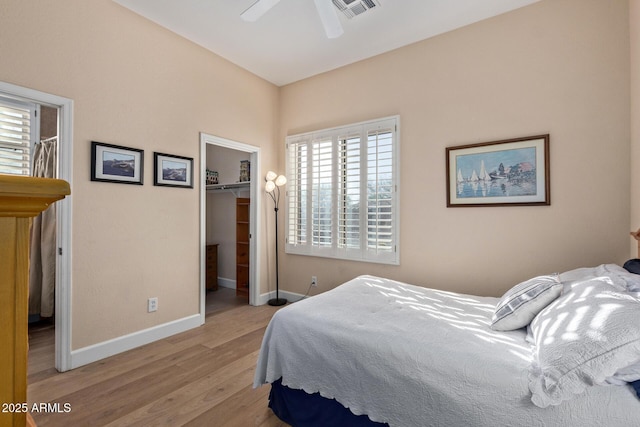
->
[332, 0, 380, 19]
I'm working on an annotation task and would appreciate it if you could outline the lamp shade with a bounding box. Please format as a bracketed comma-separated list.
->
[265, 180, 276, 192]
[275, 175, 287, 186]
[265, 171, 277, 181]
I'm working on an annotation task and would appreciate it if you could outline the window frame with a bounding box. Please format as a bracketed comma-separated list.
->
[285, 116, 400, 265]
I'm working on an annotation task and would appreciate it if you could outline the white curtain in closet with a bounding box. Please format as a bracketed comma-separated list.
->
[29, 137, 58, 318]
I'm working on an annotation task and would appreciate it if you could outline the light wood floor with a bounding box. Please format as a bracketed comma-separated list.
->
[27, 288, 289, 426]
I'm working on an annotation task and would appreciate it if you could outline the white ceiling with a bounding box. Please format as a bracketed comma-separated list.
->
[113, 0, 540, 86]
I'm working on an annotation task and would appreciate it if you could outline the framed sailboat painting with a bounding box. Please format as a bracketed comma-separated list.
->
[446, 134, 550, 207]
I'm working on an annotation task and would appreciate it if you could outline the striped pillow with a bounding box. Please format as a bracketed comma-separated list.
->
[490, 274, 562, 331]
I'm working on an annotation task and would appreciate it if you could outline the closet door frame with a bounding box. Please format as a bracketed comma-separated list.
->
[199, 133, 261, 320]
[0, 81, 74, 372]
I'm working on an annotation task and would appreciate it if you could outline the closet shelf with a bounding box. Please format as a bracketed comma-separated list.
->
[206, 182, 250, 197]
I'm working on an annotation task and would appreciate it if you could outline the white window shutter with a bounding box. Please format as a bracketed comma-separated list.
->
[285, 116, 399, 265]
[366, 127, 394, 255]
[286, 141, 308, 247]
[311, 138, 333, 249]
[0, 99, 38, 176]
[338, 134, 361, 250]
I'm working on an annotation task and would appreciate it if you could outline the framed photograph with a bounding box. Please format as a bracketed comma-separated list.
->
[91, 141, 144, 185]
[446, 134, 550, 207]
[153, 152, 193, 188]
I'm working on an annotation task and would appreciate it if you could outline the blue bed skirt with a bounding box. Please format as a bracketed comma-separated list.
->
[268, 379, 389, 427]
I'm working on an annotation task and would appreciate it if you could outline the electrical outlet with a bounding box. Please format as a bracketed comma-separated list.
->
[311, 276, 317, 287]
[148, 297, 158, 312]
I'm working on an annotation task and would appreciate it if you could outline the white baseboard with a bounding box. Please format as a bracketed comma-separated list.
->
[69, 289, 309, 369]
[69, 314, 202, 370]
[257, 289, 309, 305]
[218, 277, 236, 289]
[219, 279, 309, 304]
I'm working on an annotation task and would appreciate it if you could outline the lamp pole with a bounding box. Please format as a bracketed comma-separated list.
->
[268, 180, 287, 306]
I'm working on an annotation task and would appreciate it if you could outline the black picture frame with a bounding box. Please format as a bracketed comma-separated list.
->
[91, 141, 144, 185]
[153, 152, 194, 188]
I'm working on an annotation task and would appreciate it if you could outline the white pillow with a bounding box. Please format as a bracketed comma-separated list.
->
[528, 280, 640, 407]
[490, 274, 562, 331]
[557, 264, 629, 281]
[558, 264, 631, 293]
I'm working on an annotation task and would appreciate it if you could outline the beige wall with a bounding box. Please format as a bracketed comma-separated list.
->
[0, 0, 634, 357]
[0, 0, 279, 349]
[632, 0, 640, 255]
[279, 0, 632, 297]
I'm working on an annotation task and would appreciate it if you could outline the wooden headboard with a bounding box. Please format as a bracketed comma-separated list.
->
[632, 228, 640, 257]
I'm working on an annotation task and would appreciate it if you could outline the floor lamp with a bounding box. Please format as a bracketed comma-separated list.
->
[266, 171, 287, 306]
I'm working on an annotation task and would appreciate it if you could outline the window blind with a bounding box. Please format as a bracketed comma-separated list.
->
[366, 129, 394, 253]
[311, 139, 333, 248]
[285, 116, 399, 265]
[338, 134, 361, 250]
[0, 99, 37, 176]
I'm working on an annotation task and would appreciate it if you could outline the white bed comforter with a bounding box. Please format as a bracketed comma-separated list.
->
[254, 275, 640, 427]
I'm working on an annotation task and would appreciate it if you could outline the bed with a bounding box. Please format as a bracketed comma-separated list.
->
[254, 262, 640, 427]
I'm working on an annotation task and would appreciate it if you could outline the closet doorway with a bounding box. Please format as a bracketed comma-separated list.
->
[26, 104, 59, 364]
[0, 81, 73, 372]
[199, 133, 261, 321]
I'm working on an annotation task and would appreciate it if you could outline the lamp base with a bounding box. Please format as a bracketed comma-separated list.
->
[268, 298, 288, 306]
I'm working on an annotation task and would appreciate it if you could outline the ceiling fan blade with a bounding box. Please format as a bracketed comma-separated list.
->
[314, 0, 344, 39]
[241, 0, 281, 22]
